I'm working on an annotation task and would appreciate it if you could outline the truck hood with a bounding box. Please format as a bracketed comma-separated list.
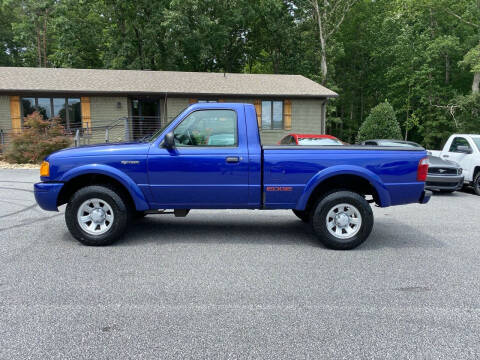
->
[428, 155, 459, 168]
[46, 142, 151, 160]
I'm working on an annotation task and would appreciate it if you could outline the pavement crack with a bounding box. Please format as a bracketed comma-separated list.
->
[0, 204, 38, 219]
[0, 186, 33, 193]
[0, 213, 62, 232]
[0, 181, 35, 184]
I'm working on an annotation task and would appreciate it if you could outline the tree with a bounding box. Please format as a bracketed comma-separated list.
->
[357, 101, 402, 142]
[100, 0, 172, 70]
[49, 0, 105, 68]
[0, 0, 21, 66]
[162, 0, 257, 72]
[245, 0, 307, 75]
[299, 0, 359, 84]
[8, 0, 55, 67]
[460, 43, 480, 93]
[440, 0, 480, 93]
[451, 93, 480, 133]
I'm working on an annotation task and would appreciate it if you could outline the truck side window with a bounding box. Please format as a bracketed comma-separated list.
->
[173, 110, 237, 147]
[449, 137, 471, 152]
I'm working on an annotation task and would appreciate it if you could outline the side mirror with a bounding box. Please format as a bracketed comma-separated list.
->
[163, 132, 175, 149]
[456, 145, 472, 154]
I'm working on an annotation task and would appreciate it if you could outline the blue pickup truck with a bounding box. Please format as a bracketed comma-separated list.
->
[34, 103, 431, 249]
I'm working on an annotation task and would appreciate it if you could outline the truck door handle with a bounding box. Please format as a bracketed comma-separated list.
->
[443, 155, 449, 158]
[226, 156, 240, 163]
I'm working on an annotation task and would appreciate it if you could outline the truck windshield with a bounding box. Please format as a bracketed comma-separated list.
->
[298, 138, 343, 145]
[146, 109, 185, 142]
[472, 137, 480, 151]
[146, 121, 173, 142]
[378, 141, 421, 148]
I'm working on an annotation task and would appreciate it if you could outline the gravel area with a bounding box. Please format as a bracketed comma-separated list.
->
[1, 169, 479, 359]
[0, 160, 40, 169]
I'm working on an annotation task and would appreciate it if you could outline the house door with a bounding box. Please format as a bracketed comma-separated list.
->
[131, 98, 160, 140]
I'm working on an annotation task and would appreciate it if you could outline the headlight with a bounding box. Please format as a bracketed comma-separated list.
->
[40, 161, 50, 177]
[458, 168, 462, 175]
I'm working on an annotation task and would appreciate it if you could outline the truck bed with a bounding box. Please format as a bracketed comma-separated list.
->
[262, 145, 427, 209]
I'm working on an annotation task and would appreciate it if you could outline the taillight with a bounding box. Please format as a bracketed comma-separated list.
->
[417, 157, 429, 181]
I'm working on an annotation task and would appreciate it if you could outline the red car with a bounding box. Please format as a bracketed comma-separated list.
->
[278, 134, 344, 145]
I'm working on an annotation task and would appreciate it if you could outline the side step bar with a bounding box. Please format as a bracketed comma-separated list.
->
[144, 209, 191, 217]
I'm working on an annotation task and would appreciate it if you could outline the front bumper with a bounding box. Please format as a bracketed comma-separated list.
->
[425, 174, 464, 191]
[419, 190, 432, 204]
[34, 182, 64, 211]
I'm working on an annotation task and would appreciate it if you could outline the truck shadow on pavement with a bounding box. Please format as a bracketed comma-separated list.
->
[114, 216, 320, 247]
[98, 213, 445, 250]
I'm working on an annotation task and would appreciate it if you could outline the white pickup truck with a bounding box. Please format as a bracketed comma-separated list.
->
[429, 134, 480, 195]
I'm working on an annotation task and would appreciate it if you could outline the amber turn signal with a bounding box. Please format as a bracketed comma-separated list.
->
[40, 161, 50, 177]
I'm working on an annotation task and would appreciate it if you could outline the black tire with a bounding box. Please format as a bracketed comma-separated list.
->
[65, 185, 129, 246]
[311, 191, 373, 250]
[292, 209, 310, 223]
[474, 172, 480, 196]
[439, 189, 455, 193]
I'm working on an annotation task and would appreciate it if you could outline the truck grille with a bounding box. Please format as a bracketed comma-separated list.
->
[428, 167, 458, 175]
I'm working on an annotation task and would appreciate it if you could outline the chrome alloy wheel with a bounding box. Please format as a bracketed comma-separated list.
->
[326, 203, 362, 240]
[77, 198, 114, 235]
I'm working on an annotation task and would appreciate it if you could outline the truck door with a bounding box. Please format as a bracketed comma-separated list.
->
[442, 136, 474, 180]
[147, 107, 250, 208]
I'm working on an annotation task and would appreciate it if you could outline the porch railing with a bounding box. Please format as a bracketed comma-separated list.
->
[0, 116, 166, 151]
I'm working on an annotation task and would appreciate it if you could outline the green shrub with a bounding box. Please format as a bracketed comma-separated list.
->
[5, 112, 72, 164]
[357, 101, 402, 142]
[455, 93, 480, 133]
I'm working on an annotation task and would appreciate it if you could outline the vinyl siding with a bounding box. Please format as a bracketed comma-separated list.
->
[260, 99, 324, 145]
[290, 99, 323, 133]
[167, 97, 189, 122]
[0, 96, 11, 131]
[90, 96, 129, 143]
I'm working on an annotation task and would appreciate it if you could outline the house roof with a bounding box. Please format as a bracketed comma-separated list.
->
[0, 67, 338, 98]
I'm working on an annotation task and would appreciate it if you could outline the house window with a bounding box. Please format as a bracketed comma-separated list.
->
[261, 101, 283, 130]
[21, 97, 82, 129]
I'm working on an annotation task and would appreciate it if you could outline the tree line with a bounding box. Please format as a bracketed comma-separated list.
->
[1, 0, 479, 147]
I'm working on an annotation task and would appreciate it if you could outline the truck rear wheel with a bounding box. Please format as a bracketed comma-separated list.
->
[65, 185, 129, 246]
[311, 191, 373, 250]
[292, 209, 310, 222]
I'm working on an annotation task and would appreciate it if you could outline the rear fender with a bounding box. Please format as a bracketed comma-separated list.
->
[60, 164, 150, 211]
[296, 165, 391, 210]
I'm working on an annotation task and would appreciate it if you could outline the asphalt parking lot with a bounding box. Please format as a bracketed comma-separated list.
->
[1, 169, 479, 359]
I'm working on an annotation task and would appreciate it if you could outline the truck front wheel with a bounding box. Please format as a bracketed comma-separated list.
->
[311, 191, 373, 250]
[65, 185, 129, 246]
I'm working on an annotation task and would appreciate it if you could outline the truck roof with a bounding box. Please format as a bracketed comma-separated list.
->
[449, 134, 480, 138]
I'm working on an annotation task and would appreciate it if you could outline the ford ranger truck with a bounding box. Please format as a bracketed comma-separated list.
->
[34, 103, 431, 250]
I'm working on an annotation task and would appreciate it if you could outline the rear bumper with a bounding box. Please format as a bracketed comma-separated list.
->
[419, 190, 432, 204]
[34, 182, 64, 211]
[426, 174, 464, 191]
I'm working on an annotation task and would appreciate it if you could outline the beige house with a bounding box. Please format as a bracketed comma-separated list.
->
[0, 67, 337, 145]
